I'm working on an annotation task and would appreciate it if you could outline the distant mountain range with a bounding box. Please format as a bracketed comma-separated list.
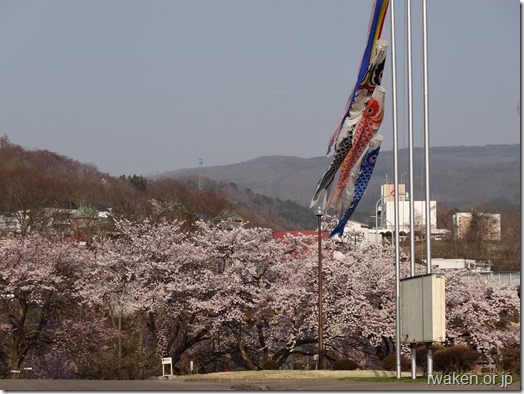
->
[154, 144, 520, 221]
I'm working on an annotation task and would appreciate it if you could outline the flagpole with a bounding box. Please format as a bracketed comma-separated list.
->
[422, 0, 431, 274]
[406, 0, 415, 277]
[406, 0, 417, 380]
[389, 0, 402, 380]
[422, 0, 434, 376]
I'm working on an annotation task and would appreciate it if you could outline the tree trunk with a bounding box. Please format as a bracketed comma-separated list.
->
[9, 352, 21, 379]
[238, 342, 258, 371]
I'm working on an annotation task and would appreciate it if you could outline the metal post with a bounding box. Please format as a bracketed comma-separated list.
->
[375, 196, 384, 243]
[422, 0, 434, 376]
[389, 0, 402, 380]
[406, 0, 417, 380]
[375, 198, 380, 242]
[118, 309, 122, 373]
[422, 1, 431, 273]
[316, 211, 324, 370]
[427, 342, 433, 377]
[406, 0, 415, 277]
[411, 343, 417, 379]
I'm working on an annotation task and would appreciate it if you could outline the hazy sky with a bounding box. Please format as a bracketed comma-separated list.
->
[0, 0, 520, 176]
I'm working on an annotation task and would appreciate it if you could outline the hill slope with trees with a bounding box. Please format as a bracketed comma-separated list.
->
[0, 137, 314, 231]
[159, 144, 520, 218]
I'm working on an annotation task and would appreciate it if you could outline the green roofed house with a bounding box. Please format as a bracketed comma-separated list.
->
[213, 208, 244, 229]
[70, 200, 99, 238]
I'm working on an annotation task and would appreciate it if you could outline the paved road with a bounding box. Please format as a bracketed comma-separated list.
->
[0, 378, 520, 391]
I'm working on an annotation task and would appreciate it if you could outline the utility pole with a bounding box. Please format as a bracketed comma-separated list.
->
[315, 208, 324, 370]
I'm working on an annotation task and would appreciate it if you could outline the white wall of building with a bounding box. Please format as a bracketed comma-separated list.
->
[381, 200, 437, 233]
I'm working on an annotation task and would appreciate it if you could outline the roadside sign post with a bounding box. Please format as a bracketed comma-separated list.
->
[162, 357, 173, 377]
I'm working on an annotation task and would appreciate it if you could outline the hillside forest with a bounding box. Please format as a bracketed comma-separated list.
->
[0, 137, 285, 232]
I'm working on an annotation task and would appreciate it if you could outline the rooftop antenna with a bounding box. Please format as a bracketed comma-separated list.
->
[198, 158, 204, 191]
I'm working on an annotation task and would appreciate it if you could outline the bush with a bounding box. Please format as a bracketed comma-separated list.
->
[333, 359, 359, 370]
[501, 347, 520, 374]
[262, 359, 280, 370]
[433, 345, 480, 374]
[381, 353, 410, 371]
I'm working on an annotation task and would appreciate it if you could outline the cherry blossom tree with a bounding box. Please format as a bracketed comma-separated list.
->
[262, 235, 407, 368]
[263, 232, 519, 369]
[92, 212, 289, 373]
[443, 269, 520, 359]
[1, 207, 518, 377]
[183, 220, 287, 370]
[90, 216, 192, 375]
[101, 220, 524, 374]
[0, 235, 103, 378]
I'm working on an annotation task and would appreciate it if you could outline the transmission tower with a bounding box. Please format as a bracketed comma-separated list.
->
[198, 158, 204, 191]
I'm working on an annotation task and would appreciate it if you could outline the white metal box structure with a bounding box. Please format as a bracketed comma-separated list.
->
[400, 273, 446, 343]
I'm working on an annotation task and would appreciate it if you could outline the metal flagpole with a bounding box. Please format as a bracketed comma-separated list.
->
[422, 0, 434, 376]
[406, 0, 415, 277]
[406, 0, 417, 380]
[389, 0, 402, 380]
[422, 0, 431, 274]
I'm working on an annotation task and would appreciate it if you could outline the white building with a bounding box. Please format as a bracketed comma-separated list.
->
[382, 200, 437, 234]
[427, 258, 492, 272]
[376, 183, 437, 234]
